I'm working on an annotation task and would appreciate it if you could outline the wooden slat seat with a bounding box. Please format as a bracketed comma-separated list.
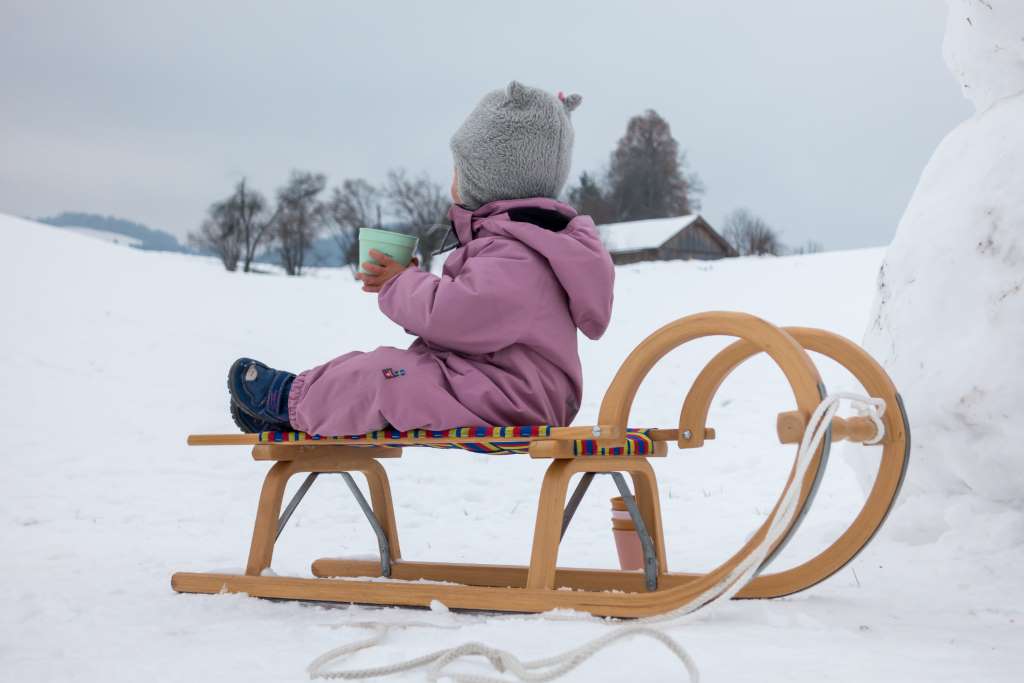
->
[187, 425, 672, 458]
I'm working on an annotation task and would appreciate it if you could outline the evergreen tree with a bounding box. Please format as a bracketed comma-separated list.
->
[606, 109, 701, 221]
[566, 171, 615, 225]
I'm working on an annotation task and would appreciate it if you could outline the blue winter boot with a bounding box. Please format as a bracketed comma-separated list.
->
[230, 400, 290, 434]
[227, 358, 295, 427]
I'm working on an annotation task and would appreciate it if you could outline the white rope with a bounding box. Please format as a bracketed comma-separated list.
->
[308, 393, 886, 682]
[307, 623, 699, 683]
[852, 396, 887, 445]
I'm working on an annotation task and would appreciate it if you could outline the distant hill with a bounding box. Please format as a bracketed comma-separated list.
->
[245, 235, 347, 269]
[35, 211, 372, 268]
[36, 212, 186, 253]
[299, 236, 348, 268]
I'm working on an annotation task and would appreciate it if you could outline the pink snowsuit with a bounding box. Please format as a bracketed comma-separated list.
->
[287, 197, 615, 436]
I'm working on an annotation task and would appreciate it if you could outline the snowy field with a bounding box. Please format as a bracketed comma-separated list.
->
[2, 214, 1021, 681]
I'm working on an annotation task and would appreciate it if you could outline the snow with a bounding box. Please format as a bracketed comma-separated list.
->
[597, 214, 700, 251]
[65, 226, 144, 249]
[943, 0, 1024, 113]
[857, 1, 1024, 504]
[3, 212, 1021, 681]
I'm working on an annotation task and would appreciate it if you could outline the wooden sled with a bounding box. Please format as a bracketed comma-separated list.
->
[172, 311, 910, 618]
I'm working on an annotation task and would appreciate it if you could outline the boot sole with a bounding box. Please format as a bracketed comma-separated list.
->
[227, 358, 264, 421]
[229, 400, 287, 434]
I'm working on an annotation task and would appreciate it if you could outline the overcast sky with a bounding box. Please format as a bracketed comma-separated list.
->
[1, 1, 969, 249]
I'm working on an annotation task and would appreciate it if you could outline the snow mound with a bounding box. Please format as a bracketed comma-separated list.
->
[858, 1, 1024, 503]
[943, 0, 1024, 112]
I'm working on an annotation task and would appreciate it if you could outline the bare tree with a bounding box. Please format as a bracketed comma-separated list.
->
[188, 198, 242, 271]
[790, 240, 824, 255]
[605, 109, 702, 222]
[187, 179, 277, 273]
[385, 168, 450, 272]
[326, 179, 379, 276]
[722, 208, 783, 256]
[275, 171, 326, 276]
[232, 179, 276, 273]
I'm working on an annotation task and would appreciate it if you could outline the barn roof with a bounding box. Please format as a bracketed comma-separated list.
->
[597, 214, 702, 251]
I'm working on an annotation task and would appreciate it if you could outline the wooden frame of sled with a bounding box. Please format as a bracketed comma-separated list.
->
[171, 311, 910, 618]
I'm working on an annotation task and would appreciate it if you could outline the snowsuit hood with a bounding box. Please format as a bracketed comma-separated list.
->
[449, 197, 614, 339]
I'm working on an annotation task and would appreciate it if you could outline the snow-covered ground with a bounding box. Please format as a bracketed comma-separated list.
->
[66, 226, 144, 249]
[1, 213, 1020, 681]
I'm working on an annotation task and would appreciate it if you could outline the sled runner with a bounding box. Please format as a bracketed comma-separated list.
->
[171, 311, 909, 618]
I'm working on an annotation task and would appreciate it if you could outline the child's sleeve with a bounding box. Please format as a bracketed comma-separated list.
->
[377, 243, 538, 355]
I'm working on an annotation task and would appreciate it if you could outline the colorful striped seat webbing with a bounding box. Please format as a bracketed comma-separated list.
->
[571, 429, 656, 456]
[256, 426, 656, 456]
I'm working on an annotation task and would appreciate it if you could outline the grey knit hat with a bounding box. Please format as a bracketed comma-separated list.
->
[450, 81, 582, 210]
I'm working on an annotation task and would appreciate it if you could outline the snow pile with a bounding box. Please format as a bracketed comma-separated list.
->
[943, 0, 1024, 112]
[859, 0, 1024, 504]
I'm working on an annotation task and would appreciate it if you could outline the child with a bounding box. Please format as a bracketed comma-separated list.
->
[228, 81, 615, 436]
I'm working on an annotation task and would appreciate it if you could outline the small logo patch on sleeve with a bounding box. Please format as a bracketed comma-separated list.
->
[381, 367, 407, 379]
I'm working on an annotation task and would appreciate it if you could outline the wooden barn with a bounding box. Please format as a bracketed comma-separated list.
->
[598, 214, 737, 265]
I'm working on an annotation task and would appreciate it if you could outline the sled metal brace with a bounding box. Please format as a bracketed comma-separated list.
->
[275, 471, 392, 577]
[560, 472, 596, 539]
[560, 471, 659, 592]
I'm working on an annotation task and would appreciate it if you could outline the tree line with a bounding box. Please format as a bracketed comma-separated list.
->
[189, 169, 449, 276]
[720, 208, 821, 256]
[567, 109, 820, 257]
[193, 109, 822, 275]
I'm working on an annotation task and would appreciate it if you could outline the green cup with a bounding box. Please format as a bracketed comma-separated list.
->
[358, 227, 419, 273]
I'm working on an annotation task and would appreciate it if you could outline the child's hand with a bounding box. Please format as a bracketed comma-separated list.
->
[358, 249, 419, 293]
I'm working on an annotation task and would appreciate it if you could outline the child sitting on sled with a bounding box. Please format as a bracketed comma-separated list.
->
[228, 81, 615, 436]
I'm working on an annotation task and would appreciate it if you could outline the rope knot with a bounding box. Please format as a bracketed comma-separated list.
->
[851, 395, 887, 445]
